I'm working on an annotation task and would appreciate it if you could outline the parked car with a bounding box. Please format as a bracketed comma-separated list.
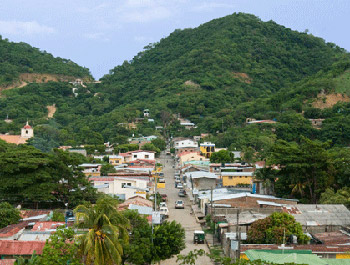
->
[159, 202, 167, 208]
[176, 183, 184, 189]
[178, 190, 186, 197]
[175, 200, 184, 209]
[159, 207, 169, 218]
[160, 194, 168, 202]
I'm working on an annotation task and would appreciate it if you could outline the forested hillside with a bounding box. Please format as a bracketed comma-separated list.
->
[0, 36, 92, 86]
[0, 13, 350, 151]
[99, 13, 345, 126]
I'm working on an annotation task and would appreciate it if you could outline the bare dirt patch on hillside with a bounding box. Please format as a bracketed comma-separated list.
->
[232, 72, 252, 84]
[184, 80, 200, 88]
[312, 93, 350, 109]
[0, 73, 78, 93]
[47, 104, 57, 119]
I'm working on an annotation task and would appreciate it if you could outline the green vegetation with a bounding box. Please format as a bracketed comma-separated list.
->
[0, 36, 91, 86]
[210, 150, 235, 163]
[0, 202, 21, 229]
[51, 210, 65, 222]
[1, 13, 350, 151]
[320, 187, 350, 209]
[99, 12, 345, 137]
[74, 197, 129, 265]
[247, 212, 309, 244]
[37, 227, 81, 265]
[0, 140, 97, 208]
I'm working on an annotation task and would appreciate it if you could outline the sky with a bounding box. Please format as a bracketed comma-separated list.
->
[0, 0, 349, 79]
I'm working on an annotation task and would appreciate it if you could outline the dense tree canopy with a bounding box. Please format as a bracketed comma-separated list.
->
[0, 140, 97, 208]
[0, 13, 349, 150]
[247, 212, 309, 244]
[0, 202, 21, 229]
[0, 36, 91, 86]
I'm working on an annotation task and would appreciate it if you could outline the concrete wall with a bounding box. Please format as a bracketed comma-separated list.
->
[193, 178, 216, 190]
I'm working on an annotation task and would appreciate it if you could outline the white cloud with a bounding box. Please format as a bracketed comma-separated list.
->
[0, 20, 55, 36]
[192, 1, 235, 12]
[83, 32, 110, 42]
[122, 6, 172, 23]
[133, 35, 155, 43]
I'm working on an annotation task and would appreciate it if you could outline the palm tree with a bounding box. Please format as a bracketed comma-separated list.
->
[74, 196, 129, 265]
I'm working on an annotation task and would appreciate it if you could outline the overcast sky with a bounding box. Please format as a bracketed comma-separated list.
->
[0, 0, 349, 79]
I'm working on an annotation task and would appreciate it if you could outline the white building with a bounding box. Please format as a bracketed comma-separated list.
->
[21, 121, 34, 138]
[121, 150, 156, 163]
[174, 139, 198, 155]
[91, 176, 149, 200]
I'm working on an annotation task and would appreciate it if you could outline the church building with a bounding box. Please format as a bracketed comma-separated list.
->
[0, 122, 34, 144]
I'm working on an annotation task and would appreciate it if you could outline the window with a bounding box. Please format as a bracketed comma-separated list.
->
[145, 155, 149, 158]
[26, 130, 28, 134]
[133, 155, 137, 158]
[229, 176, 233, 179]
[122, 183, 132, 188]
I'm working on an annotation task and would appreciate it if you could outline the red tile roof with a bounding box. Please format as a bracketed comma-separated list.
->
[314, 231, 350, 245]
[177, 151, 200, 157]
[0, 259, 16, 265]
[32, 222, 65, 231]
[128, 165, 154, 168]
[128, 150, 156, 154]
[128, 159, 156, 164]
[20, 209, 51, 219]
[0, 240, 46, 255]
[0, 221, 30, 238]
[119, 196, 153, 210]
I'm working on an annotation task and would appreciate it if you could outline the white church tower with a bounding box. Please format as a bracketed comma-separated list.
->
[21, 121, 34, 138]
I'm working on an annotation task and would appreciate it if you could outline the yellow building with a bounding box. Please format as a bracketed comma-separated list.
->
[221, 172, 253, 187]
[109, 155, 123, 166]
[200, 142, 215, 158]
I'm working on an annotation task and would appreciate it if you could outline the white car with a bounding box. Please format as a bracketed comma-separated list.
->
[159, 202, 167, 208]
[159, 206, 169, 218]
[176, 183, 184, 189]
[175, 200, 184, 209]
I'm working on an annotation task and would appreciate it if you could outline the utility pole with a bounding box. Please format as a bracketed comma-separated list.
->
[210, 187, 213, 215]
[235, 208, 240, 262]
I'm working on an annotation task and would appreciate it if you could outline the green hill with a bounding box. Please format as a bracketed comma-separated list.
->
[99, 13, 345, 123]
[0, 13, 350, 150]
[0, 36, 92, 86]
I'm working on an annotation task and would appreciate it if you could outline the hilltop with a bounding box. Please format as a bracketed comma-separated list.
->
[0, 13, 350, 150]
[99, 13, 345, 124]
[0, 36, 92, 88]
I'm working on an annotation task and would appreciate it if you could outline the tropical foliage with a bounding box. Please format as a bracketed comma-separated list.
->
[0, 140, 97, 208]
[0, 202, 21, 229]
[247, 212, 309, 244]
[37, 227, 82, 265]
[74, 197, 129, 265]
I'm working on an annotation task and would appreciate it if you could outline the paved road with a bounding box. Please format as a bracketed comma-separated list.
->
[158, 153, 213, 265]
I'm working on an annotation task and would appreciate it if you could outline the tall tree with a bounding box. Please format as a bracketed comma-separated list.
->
[122, 210, 153, 265]
[268, 137, 331, 203]
[152, 221, 186, 262]
[247, 212, 309, 244]
[74, 197, 129, 265]
[210, 150, 234, 163]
